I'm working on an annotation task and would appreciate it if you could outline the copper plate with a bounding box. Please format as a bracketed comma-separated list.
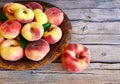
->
[0, 1, 72, 70]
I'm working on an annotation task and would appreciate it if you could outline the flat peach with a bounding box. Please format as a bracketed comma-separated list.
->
[0, 20, 21, 39]
[45, 7, 64, 26]
[25, 39, 50, 61]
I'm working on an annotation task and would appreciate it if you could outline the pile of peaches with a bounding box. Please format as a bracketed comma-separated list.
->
[0, 2, 91, 73]
[0, 2, 63, 61]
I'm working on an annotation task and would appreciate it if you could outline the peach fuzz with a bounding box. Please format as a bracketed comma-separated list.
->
[0, 34, 5, 55]
[62, 44, 91, 73]
[0, 20, 21, 39]
[0, 33, 4, 44]
[45, 7, 64, 26]
[0, 39, 24, 61]
[14, 8, 34, 23]
[33, 9, 48, 25]
[0, 22, 4, 44]
[3, 2, 26, 20]
[25, 2, 43, 11]
[3, 2, 15, 20]
[43, 24, 62, 44]
[25, 39, 50, 61]
[21, 22, 44, 41]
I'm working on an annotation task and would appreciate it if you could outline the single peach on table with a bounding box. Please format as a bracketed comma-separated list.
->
[25, 39, 50, 61]
[43, 24, 62, 44]
[0, 20, 22, 39]
[21, 22, 44, 41]
[45, 7, 64, 26]
[0, 39, 24, 61]
[61, 44, 91, 73]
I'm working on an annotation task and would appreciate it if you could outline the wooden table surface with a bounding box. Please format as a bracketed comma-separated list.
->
[0, 0, 120, 84]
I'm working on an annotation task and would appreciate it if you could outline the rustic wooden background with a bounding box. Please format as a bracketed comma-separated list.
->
[0, 0, 120, 84]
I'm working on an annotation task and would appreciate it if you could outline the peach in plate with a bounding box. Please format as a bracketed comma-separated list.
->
[21, 22, 44, 41]
[0, 1, 72, 70]
[25, 39, 50, 61]
[0, 20, 21, 39]
[0, 39, 24, 61]
[45, 7, 64, 26]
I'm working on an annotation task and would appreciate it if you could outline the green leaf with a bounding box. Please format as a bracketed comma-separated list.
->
[19, 34, 28, 48]
[43, 23, 51, 32]
[0, 11, 8, 22]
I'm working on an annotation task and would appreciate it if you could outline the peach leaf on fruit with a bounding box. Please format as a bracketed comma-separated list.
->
[0, 11, 8, 22]
[43, 23, 51, 32]
[19, 34, 28, 48]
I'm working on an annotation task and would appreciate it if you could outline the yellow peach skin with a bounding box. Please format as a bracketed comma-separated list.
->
[0, 33, 4, 55]
[43, 25, 62, 44]
[15, 8, 34, 23]
[21, 22, 44, 41]
[34, 9, 48, 25]
[0, 39, 24, 61]
[0, 20, 22, 39]
[3, 3, 27, 20]
[0, 33, 4, 44]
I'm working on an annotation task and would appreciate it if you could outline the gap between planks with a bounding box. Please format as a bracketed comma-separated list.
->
[0, 63, 119, 84]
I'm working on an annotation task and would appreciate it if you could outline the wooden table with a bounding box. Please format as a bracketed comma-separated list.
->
[0, 0, 120, 84]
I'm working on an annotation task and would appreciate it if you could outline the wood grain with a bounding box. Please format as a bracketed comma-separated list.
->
[63, 9, 120, 22]
[0, 63, 119, 84]
[1, 0, 120, 9]
[0, 0, 119, 84]
[71, 34, 120, 44]
[72, 21, 120, 34]
[41, 0, 120, 9]
[54, 45, 120, 63]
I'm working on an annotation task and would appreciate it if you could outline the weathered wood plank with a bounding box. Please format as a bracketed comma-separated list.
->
[63, 9, 120, 22]
[71, 34, 120, 44]
[70, 20, 120, 45]
[1, 1, 120, 22]
[88, 45, 120, 62]
[72, 21, 120, 34]
[42, 0, 120, 9]
[0, 63, 120, 73]
[1, 0, 120, 9]
[0, 1, 119, 84]
[54, 45, 120, 63]
[0, 63, 119, 84]
[0, 45, 119, 70]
